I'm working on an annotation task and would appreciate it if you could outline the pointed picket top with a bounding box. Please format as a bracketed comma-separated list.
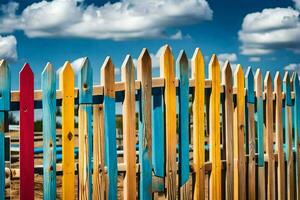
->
[283, 71, 292, 106]
[209, 54, 220, 79]
[274, 72, 281, 93]
[245, 67, 255, 104]
[79, 57, 93, 104]
[254, 69, 263, 95]
[222, 61, 232, 84]
[191, 48, 204, 79]
[292, 72, 300, 91]
[101, 56, 115, 98]
[264, 71, 272, 91]
[20, 63, 33, 76]
[160, 44, 174, 76]
[0, 59, 10, 111]
[121, 55, 135, 80]
[137, 48, 151, 81]
[176, 50, 188, 78]
[234, 64, 244, 84]
[42, 62, 56, 96]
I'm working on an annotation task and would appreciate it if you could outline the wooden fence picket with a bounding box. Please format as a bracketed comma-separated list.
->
[19, 63, 34, 200]
[274, 72, 286, 199]
[137, 49, 153, 199]
[78, 58, 93, 200]
[254, 69, 265, 200]
[0, 60, 10, 200]
[292, 72, 300, 199]
[121, 55, 137, 200]
[42, 63, 57, 200]
[208, 55, 221, 200]
[283, 72, 295, 200]
[222, 61, 234, 200]
[101, 57, 118, 200]
[233, 65, 246, 200]
[160, 45, 177, 199]
[245, 67, 255, 200]
[59, 61, 75, 200]
[191, 48, 205, 200]
[176, 50, 190, 199]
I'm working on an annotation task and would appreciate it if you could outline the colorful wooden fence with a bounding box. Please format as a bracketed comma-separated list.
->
[1, 45, 300, 199]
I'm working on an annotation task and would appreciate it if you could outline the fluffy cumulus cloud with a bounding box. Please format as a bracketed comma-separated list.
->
[0, 0, 212, 40]
[0, 35, 17, 61]
[239, 7, 300, 55]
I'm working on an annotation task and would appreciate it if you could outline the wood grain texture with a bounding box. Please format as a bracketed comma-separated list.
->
[264, 72, 275, 200]
[283, 72, 295, 200]
[245, 67, 255, 200]
[160, 45, 177, 199]
[137, 48, 153, 199]
[93, 105, 107, 200]
[208, 55, 221, 200]
[176, 50, 190, 200]
[101, 57, 118, 200]
[274, 72, 286, 200]
[0, 59, 10, 200]
[42, 63, 57, 200]
[59, 61, 75, 200]
[233, 65, 246, 200]
[121, 55, 137, 200]
[19, 63, 34, 200]
[292, 72, 300, 199]
[222, 61, 234, 200]
[78, 57, 93, 200]
[254, 69, 265, 200]
[191, 48, 205, 200]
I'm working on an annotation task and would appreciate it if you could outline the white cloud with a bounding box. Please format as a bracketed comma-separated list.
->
[0, 0, 212, 40]
[294, 0, 300, 10]
[217, 53, 238, 71]
[249, 57, 261, 62]
[0, 35, 17, 61]
[239, 7, 300, 55]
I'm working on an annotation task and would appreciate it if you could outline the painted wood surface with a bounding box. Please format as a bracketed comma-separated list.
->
[137, 49, 153, 199]
[42, 63, 57, 200]
[101, 57, 117, 200]
[176, 50, 190, 199]
[78, 58, 93, 200]
[208, 55, 221, 200]
[0, 60, 9, 200]
[254, 69, 265, 200]
[274, 72, 286, 199]
[283, 72, 295, 200]
[264, 72, 275, 200]
[245, 67, 255, 200]
[233, 65, 246, 200]
[19, 63, 34, 200]
[292, 72, 300, 199]
[59, 61, 75, 200]
[160, 45, 177, 199]
[121, 55, 137, 200]
[92, 105, 106, 200]
[222, 61, 234, 200]
[191, 48, 205, 200]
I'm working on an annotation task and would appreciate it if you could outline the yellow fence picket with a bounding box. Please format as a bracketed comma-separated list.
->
[191, 48, 205, 200]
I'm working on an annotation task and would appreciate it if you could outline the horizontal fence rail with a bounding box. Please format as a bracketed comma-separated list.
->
[0, 45, 300, 199]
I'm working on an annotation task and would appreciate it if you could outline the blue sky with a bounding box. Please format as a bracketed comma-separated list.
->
[0, 0, 300, 90]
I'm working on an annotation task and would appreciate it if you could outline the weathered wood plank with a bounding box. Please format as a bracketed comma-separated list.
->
[245, 67, 255, 200]
[0, 59, 10, 200]
[264, 72, 275, 200]
[160, 45, 177, 199]
[208, 55, 221, 199]
[176, 50, 190, 199]
[292, 72, 300, 199]
[283, 72, 295, 200]
[191, 48, 205, 200]
[233, 65, 246, 200]
[19, 63, 34, 200]
[274, 72, 286, 199]
[254, 69, 265, 200]
[78, 57, 93, 200]
[222, 61, 234, 200]
[93, 105, 106, 200]
[121, 55, 137, 200]
[101, 57, 118, 200]
[137, 49, 153, 199]
[59, 61, 75, 200]
[42, 63, 57, 200]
